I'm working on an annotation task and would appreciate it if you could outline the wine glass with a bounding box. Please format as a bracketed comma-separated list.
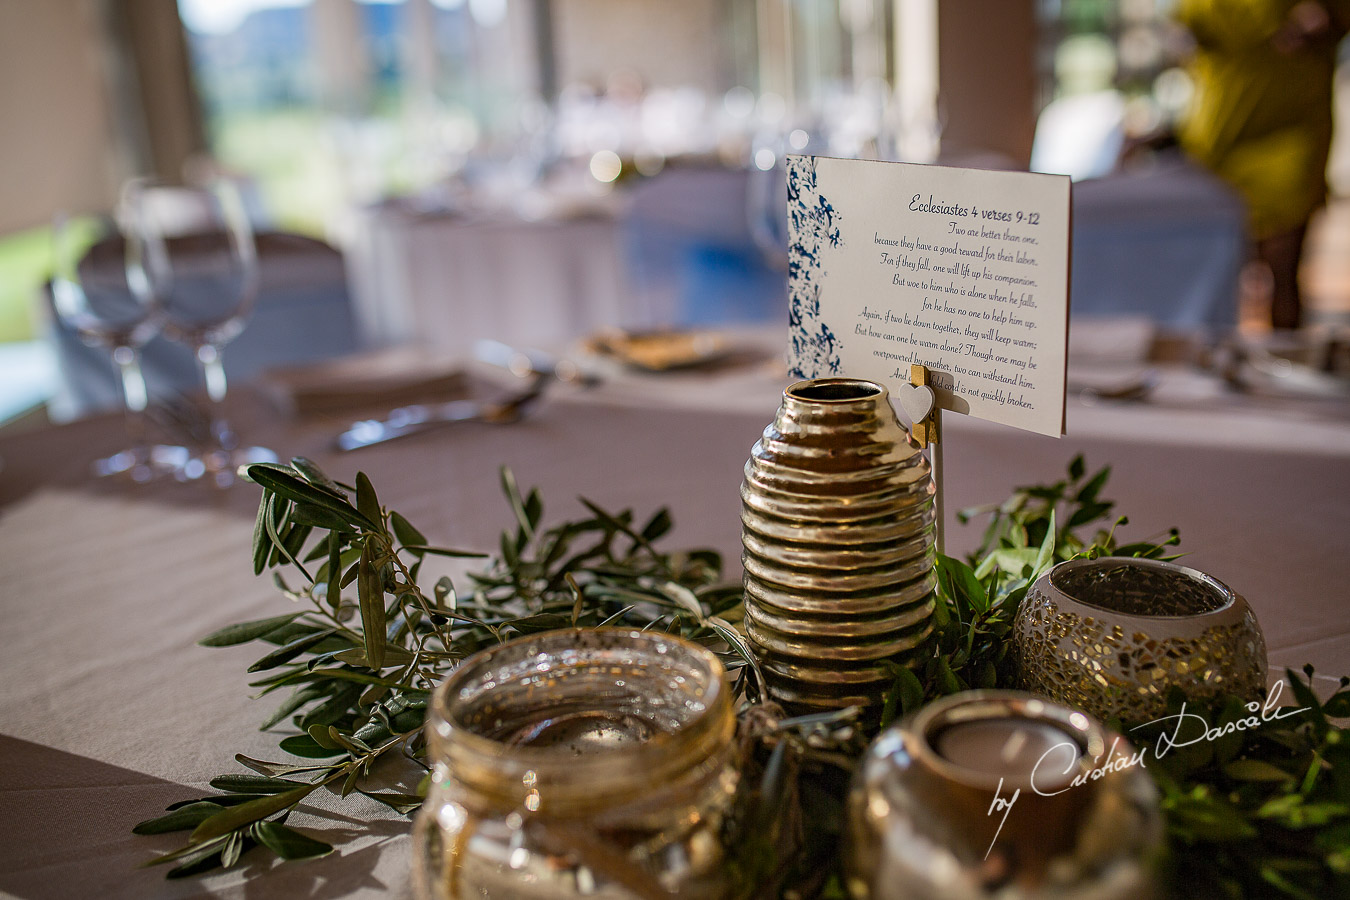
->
[49, 209, 166, 480]
[125, 178, 276, 486]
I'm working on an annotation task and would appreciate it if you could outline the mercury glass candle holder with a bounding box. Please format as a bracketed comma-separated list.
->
[1012, 556, 1268, 723]
[846, 691, 1162, 900]
[411, 628, 743, 900]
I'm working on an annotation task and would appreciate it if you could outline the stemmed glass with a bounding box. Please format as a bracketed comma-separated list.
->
[125, 179, 276, 486]
[49, 208, 167, 480]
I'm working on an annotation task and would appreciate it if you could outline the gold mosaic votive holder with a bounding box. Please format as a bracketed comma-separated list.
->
[846, 691, 1162, 899]
[1012, 557, 1267, 723]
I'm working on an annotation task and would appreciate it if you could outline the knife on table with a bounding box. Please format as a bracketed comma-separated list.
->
[474, 339, 599, 387]
[334, 375, 547, 451]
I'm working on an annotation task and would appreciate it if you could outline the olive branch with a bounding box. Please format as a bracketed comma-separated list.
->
[133, 456, 1350, 899]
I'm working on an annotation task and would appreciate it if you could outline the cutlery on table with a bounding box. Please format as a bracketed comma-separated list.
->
[474, 339, 600, 387]
[334, 375, 547, 451]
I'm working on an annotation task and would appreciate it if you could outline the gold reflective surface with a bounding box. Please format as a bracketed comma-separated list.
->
[741, 378, 937, 711]
[1012, 557, 1268, 723]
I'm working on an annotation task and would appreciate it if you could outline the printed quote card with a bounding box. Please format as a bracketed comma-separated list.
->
[786, 155, 1071, 437]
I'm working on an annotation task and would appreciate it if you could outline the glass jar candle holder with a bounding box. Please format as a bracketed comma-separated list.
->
[847, 691, 1161, 900]
[412, 628, 743, 899]
[1012, 556, 1268, 723]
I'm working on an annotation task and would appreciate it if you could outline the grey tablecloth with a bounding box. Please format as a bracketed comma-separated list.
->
[1, 352, 1348, 898]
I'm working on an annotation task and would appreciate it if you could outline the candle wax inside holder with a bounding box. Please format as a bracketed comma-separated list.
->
[935, 718, 1082, 791]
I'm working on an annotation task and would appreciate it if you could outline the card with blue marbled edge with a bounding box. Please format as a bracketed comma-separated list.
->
[786, 155, 1071, 437]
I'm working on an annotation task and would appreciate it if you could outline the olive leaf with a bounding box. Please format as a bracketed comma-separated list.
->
[133, 802, 227, 835]
[191, 784, 319, 842]
[251, 821, 332, 860]
[199, 613, 303, 648]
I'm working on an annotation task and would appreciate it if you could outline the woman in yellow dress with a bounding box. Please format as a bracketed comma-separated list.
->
[1175, 0, 1350, 329]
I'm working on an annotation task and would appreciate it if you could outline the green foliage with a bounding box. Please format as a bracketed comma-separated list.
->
[135, 455, 1346, 900]
[137, 457, 759, 878]
[887, 454, 1182, 724]
[1131, 673, 1350, 900]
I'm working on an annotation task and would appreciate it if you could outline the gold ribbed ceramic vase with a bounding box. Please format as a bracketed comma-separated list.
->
[741, 377, 937, 712]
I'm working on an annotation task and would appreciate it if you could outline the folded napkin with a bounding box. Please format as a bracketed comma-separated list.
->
[257, 348, 469, 416]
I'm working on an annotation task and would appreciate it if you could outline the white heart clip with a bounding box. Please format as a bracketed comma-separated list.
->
[893, 382, 936, 425]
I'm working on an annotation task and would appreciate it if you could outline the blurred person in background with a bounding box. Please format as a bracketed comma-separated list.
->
[1176, 0, 1350, 330]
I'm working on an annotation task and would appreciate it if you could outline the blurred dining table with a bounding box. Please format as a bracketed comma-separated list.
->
[344, 190, 635, 354]
[1068, 156, 1248, 333]
[2, 325, 1349, 898]
[342, 163, 793, 354]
